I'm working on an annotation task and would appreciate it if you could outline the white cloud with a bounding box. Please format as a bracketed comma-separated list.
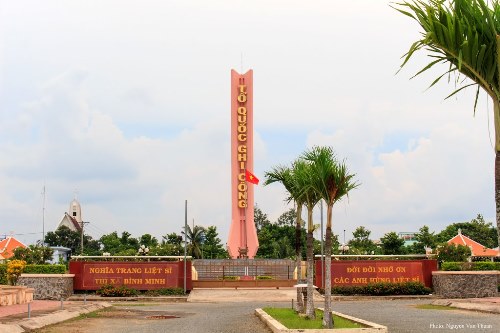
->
[0, 0, 497, 246]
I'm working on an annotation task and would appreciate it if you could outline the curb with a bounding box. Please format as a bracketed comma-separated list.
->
[431, 299, 500, 314]
[67, 295, 188, 302]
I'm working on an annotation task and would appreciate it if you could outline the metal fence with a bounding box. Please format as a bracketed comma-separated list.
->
[193, 259, 295, 280]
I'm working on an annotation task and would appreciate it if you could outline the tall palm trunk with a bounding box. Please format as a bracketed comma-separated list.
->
[306, 207, 315, 319]
[495, 98, 500, 249]
[495, 38, 500, 250]
[295, 204, 304, 313]
[322, 205, 333, 328]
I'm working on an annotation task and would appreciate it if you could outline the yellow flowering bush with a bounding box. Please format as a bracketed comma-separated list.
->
[7, 259, 26, 285]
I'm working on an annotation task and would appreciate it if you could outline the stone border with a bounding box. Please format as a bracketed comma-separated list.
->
[18, 274, 74, 300]
[432, 271, 500, 298]
[255, 308, 387, 333]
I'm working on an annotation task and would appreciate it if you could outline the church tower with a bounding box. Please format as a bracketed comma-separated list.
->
[69, 197, 82, 223]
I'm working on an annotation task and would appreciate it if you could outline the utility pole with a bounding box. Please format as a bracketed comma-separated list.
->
[80, 221, 89, 254]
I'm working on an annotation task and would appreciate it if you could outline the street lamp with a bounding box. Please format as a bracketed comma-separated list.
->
[338, 229, 349, 254]
[138, 244, 149, 255]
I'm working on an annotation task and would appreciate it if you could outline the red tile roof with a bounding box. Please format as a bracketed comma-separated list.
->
[0, 237, 28, 259]
[447, 232, 499, 257]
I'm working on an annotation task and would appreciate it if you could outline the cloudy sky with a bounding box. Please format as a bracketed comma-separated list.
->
[0, 0, 495, 247]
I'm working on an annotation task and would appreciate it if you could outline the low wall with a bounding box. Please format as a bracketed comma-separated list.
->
[432, 271, 500, 298]
[18, 274, 74, 300]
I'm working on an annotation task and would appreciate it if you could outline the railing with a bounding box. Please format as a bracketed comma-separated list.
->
[70, 255, 192, 261]
[193, 259, 295, 280]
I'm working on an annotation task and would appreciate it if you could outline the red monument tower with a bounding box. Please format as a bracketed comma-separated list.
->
[227, 69, 259, 259]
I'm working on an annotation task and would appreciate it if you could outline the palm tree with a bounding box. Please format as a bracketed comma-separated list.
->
[303, 146, 358, 328]
[182, 225, 205, 259]
[394, 0, 500, 248]
[293, 159, 321, 319]
[264, 164, 306, 312]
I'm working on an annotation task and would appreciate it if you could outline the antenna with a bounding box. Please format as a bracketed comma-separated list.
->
[240, 52, 243, 73]
[42, 185, 46, 245]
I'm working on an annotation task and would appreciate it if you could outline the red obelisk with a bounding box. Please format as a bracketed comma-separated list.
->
[227, 69, 259, 259]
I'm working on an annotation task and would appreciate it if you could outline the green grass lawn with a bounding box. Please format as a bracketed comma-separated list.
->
[415, 304, 455, 310]
[263, 308, 367, 329]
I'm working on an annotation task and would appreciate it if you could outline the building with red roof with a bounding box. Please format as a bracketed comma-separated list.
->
[447, 229, 499, 257]
[0, 236, 28, 260]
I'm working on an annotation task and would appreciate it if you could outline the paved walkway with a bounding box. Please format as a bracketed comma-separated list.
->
[0, 290, 499, 332]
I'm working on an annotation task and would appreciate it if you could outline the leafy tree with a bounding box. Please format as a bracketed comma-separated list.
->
[380, 232, 406, 255]
[204, 226, 227, 259]
[348, 226, 376, 255]
[394, 0, 500, 251]
[437, 243, 472, 263]
[12, 245, 53, 264]
[254, 204, 271, 231]
[138, 234, 158, 248]
[100, 231, 140, 255]
[409, 225, 438, 254]
[44, 226, 82, 254]
[256, 222, 296, 259]
[162, 232, 184, 255]
[436, 214, 498, 248]
[276, 208, 297, 227]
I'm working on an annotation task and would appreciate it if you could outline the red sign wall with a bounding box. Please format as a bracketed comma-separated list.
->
[70, 261, 192, 290]
[315, 260, 437, 288]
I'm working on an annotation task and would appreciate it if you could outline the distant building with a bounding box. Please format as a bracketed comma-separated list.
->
[0, 236, 28, 260]
[56, 198, 83, 233]
[49, 246, 71, 264]
[398, 232, 418, 246]
[447, 229, 499, 258]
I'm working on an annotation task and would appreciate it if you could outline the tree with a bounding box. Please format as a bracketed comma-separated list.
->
[254, 204, 271, 231]
[276, 208, 297, 227]
[302, 146, 358, 328]
[162, 232, 184, 255]
[437, 214, 498, 248]
[294, 159, 321, 319]
[138, 234, 159, 248]
[410, 225, 438, 254]
[437, 243, 472, 262]
[348, 226, 376, 255]
[204, 226, 227, 259]
[44, 226, 82, 254]
[264, 164, 307, 313]
[13, 245, 53, 264]
[182, 225, 205, 259]
[394, 0, 500, 252]
[380, 232, 406, 255]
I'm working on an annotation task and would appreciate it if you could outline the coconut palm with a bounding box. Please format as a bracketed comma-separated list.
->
[182, 225, 205, 259]
[394, 0, 500, 248]
[264, 164, 306, 312]
[293, 159, 322, 319]
[303, 146, 358, 328]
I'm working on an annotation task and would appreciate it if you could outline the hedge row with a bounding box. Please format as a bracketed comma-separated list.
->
[441, 262, 500, 271]
[0, 264, 66, 284]
[0, 265, 7, 285]
[324, 282, 432, 296]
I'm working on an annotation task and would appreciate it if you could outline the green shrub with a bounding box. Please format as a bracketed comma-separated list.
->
[23, 264, 66, 274]
[441, 262, 463, 271]
[329, 282, 431, 296]
[0, 264, 7, 285]
[222, 276, 238, 280]
[96, 284, 139, 297]
[441, 262, 500, 271]
[256, 276, 274, 280]
[144, 288, 185, 296]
